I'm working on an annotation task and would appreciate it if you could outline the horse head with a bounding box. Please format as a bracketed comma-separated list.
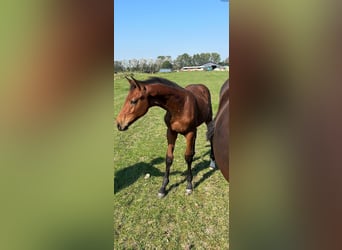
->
[116, 77, 150, 131]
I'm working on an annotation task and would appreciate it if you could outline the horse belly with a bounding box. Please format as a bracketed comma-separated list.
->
[170, 119, 194, 134]
[165, 111, 194, 134]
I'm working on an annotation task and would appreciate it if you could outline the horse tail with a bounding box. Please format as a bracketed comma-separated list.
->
[206, 120, 215, 141]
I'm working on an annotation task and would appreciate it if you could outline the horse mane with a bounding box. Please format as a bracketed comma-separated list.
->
[138, 77, 183, 89]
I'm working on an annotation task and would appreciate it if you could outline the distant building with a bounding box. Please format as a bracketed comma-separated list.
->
[180, 66, 203, 71]
[159, 68, 172, 73]
[181, 62, 227, 72]
[201, 62, 220, 71]
[215, 65, 229, 71]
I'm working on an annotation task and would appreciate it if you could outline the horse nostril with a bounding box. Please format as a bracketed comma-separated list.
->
[117, 123, 122, 131]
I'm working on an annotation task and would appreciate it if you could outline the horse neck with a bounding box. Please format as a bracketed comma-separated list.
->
[148, 84, 188, 112]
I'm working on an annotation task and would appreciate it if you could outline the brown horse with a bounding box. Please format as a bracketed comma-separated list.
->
[116, 76, 215, 197]
[208, 79, 229, 181]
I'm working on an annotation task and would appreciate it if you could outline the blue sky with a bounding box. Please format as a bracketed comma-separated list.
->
[114, 0, 229, 61]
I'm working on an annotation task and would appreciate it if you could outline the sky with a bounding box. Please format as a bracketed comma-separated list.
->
[114, 0, 229, 61]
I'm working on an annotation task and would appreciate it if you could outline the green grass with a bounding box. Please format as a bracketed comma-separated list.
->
[114, 71, 229, 249]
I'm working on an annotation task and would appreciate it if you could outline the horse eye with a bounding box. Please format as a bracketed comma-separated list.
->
[130, 99, 138, 105]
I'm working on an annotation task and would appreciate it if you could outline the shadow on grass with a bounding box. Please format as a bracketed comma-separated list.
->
[192, 160, 218, 189]
[192, 144, 212, 162]
[114, 157, 164, 194]
[115, 157, 182, 194]
[164, 150, 218, 196]
[114, 150, 217, 196]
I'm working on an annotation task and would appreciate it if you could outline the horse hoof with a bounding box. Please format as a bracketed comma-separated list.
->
[185, 189, 192, 195]
[209, 159, 216, 169]
[158, 192, 166, 198]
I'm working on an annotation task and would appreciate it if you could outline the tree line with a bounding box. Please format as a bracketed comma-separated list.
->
[114, 53, 229, 73]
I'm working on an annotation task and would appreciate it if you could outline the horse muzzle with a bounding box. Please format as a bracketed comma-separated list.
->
[117, 122, 129, 131]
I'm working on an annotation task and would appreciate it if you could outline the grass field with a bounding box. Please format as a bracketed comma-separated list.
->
[114, 71, 229, 249]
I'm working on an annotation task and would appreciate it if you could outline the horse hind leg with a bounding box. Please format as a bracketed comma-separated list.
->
[206, 120, 216, 169]
[158, 129, 177, 198]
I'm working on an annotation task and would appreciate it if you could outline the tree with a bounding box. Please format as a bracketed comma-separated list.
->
[113, 52, 225, 72]
[199, 53, 211, 65]
[161, 60, 173, 69]
[155, 56, 172, 71]
[157, 56, 165, 61]
[138, 58, 147, 72]
[175, 53, 192, 69]
[192, 53, 201, 65]
[192, 53, 212, 65]
[157, 56, 171, 62]
[146, 59, 155, 73]
[114, 60, 124, 72]
[210, 52, 221, 63]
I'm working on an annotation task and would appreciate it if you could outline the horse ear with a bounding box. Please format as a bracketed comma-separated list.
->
[125, 76, 141, 90]
[124, 76, 134, 85]
[130, 77, 141, 90]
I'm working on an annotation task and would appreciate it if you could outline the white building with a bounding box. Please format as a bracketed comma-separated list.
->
[181, 62, 227, 72]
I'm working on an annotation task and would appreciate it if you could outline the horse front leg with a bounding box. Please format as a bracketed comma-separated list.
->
[158, 128, 177, 198]
[207, 120, 216, 169]
[184, 130, 197, 195]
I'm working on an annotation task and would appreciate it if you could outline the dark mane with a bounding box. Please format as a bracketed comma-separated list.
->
[138, 77, 183, 89]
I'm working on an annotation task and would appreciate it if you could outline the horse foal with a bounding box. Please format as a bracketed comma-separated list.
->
[116, 76, 215, 197]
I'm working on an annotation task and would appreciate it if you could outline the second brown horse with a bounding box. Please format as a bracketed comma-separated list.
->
[116, 76, 215, 197]
[209, 79, 229, 181]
